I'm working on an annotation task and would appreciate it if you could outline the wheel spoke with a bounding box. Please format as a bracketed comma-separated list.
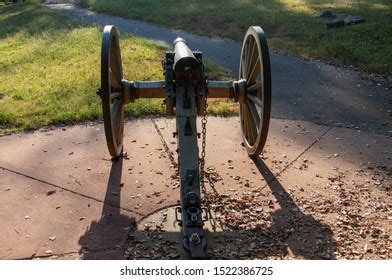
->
[110, 40, 122, 85]
[110, 91, 122, 100]
[244, 107, 251, 144]
[248, 58, 260, 83]
[247, 82, 262, 92]
[117, 113, 124, 146]
[240, 105, 244, 132]
[247, 100, 261, 132]
[247, 94, 262, 107]
[109, 69, 122, 89]
[111, 98, 122, 138]
[245, 103, 257, 145]
[242, 105, 248, 139]
[241, 52, 247, 79]
[246, 39, 257, 79]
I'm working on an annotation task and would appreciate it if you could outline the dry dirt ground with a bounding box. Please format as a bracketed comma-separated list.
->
[0, 117, 390, 259]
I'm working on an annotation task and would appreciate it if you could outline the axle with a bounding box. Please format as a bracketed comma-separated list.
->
[121, 79, 245, 103]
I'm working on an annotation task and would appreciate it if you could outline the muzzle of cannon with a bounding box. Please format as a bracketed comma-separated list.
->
[97, 25, 271, 258]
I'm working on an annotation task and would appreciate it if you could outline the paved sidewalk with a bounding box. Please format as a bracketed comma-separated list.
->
[0, 117, 390, 259]
[44, 2, 391, 135]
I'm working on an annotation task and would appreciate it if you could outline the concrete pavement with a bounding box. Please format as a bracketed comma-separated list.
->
[0, 117, 390, 259]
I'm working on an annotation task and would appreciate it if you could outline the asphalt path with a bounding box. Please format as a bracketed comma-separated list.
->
[45, 2, 391, 135]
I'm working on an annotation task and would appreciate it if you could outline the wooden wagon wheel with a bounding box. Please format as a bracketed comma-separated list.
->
[239, 26, 271, 156]
[101, 25, 125, 158]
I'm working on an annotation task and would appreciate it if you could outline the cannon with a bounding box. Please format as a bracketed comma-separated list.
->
[97, 25, 271, 258]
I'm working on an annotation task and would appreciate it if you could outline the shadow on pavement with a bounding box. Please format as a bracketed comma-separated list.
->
[78, 156, 137, 260]
[251, 157, 337, 259]
[77, 151, 337, 259]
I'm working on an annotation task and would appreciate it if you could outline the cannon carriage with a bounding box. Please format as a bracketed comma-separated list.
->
[97, 25, 271, 258]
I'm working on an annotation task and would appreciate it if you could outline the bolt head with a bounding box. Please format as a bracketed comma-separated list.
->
[190, 233, 201, 244]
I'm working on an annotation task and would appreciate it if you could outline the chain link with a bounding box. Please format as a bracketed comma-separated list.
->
[199, 82, 219, 199]
[199, 93, 208, 196]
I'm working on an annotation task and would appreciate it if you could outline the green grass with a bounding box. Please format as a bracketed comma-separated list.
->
[80, 0, 392, 74]
[0, 2, 234, 134]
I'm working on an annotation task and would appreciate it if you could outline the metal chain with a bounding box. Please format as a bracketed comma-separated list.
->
[199, 93, 208, 196]
[199, 82, 219, 199]
[199, 79, 222, 232]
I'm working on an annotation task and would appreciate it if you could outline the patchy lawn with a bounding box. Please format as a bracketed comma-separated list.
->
[0, 2, 234, 134]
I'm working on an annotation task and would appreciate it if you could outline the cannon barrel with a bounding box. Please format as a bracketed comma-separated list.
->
[173, 38, 201, 82]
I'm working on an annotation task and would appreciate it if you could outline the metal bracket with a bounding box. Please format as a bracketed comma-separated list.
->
[175, 207, 182, 226]
[164, 51, 175, 114]
[187, 207, 200, 225]
[193, 51, 207, 116]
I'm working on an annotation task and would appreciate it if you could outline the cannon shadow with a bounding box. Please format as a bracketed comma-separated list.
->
[78, 156, 137, 259]
[78, 155, 336, 259]
[249, 156, 337, 259]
